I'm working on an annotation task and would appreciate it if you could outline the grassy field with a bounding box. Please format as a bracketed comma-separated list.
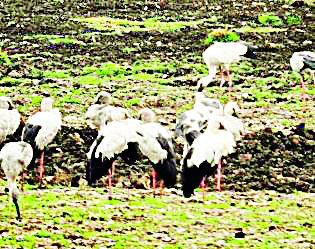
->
[0, 183, 314, 248]
[0, 0, 314, 248]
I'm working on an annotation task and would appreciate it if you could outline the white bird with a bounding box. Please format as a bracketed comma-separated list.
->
[176, 92, 223, 164]
[220, 101, 244, 141]
[0, 97, 21, 144]
[0, 141, 33, 220]
[138, 108, 177, 194]
[198, 41, 257, 92]
[22, 97, 62, 184]
[86, 91, 130, 129]
[87, 118, 177, 198]
[181, 117, 236, 198]
[290, 51, 315, 100]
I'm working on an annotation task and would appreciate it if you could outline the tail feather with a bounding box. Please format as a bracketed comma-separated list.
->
[181, 148, 216, 198]
[154, 135, 177, 188]
[87, 135, 115, 185]
[22, 124, 41, 170]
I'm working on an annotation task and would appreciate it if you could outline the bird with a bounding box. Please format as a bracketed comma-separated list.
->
[290, 51, 315, 101]
[138, 108, 177, 195]
[220, 101, 244, 141]
[21, 97, 62, 184]
[86, 91, 130, 129]
[0, 97, 21, 144]
[86, 117, 177, 199]
[199, 41, 257, 93]
[0, 141, 33, 220]
[175, 91, 223, 162]
[181, 117, 236, 199]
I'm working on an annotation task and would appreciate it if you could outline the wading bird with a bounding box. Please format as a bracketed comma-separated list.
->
[199, 42, 257, 93]
[0, 97, 21, 144]
[0, 141, 33, 220]
[181, 117, 236, 199]
[290, 51, 315, 101]
[22, 97, 62, 184]
[86, 118, 177, 199]
[86, 91, 130, 129]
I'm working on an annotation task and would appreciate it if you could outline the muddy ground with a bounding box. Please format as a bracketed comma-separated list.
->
[0, 0, 314, 193]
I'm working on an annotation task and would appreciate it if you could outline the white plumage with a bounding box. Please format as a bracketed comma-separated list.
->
[86, 92, 130, 129]
[290, 51, 315, 73]
[0, 97, 21, 144]
[21, 97, 62, 183]
[219, 102, 244, 141]
[22, 98, 62, 150]
[181, 117, 236, 197]
[0, 141, 33, 219]
[198, 41, 257, 89]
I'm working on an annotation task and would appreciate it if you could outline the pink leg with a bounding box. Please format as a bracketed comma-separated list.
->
[108, 168, 112, 200]
[220, 68, 225, 87]
[152, 169, 156, 197]
[159, 180, 164, 196]
[200, 177, 206, 201]
[227, 70, 233, 94]
[215, 160, 222, 191]
[301, 79, 310, 101]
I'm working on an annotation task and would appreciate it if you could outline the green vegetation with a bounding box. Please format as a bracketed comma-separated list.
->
[204, 29, 240, 45]
[0, 49, 12, 65]
[258, 14, 284, 27]
[0, 185, 313, 248]
[286, 14, 302, 25]
[73, 16, 205, 33]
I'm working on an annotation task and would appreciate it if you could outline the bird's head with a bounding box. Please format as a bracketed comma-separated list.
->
[138, 108, 156, 123]
[197, 74, 215, 91]
[41, 97, 54, 112]
[0, 96, 14, 110]
[94, 91, 112, 105]
[224, 101, 241, 117]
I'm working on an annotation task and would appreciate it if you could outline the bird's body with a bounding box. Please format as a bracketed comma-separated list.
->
[0, 97, 21, 144]
[22, 98, 62, 183]
[290, 51, 315, 73]
[0, 141, 33, 219]
[86, 92, 130, 129]
[181, 118, 236, 198]
[198, 42, 257, 91]
[0, 109, 20, 144]
[87, 117, 177, 197]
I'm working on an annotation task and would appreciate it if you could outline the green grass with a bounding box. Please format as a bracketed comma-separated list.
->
[73, 16, 205, 33]
[258, 14, 284, 27]
[1, 185, 313, 248]
[204, 29, 240, 45]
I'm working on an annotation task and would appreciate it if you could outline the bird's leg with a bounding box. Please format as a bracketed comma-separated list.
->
[108, 168, 112, 200]
[21, 171, 25, 192]
[219, 66, 225, 87]
[300, 78, 310, 101]
[200, 177, 206, 202]
[227, 69, 233, 94]
[152, 169, 156, 197]
[215, 160, 222, 191]
[159, 180, 164, 196]
[37, 151, 45, 185]
[12, 193, 21, 220]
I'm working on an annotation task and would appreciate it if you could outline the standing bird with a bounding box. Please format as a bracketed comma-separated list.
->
[220, 101, 244, 141]
[181, 117, 236, 198]
[0, 97, 21, 144]
[199, 42, 257, 93]
[86, 91, 130, 129]
[22, 97, 62, 184]
[138, 108, 177, 195]
[0, 141, 33, 220]
[87, 118, 177, 199]
[290, 51, 315, 101]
